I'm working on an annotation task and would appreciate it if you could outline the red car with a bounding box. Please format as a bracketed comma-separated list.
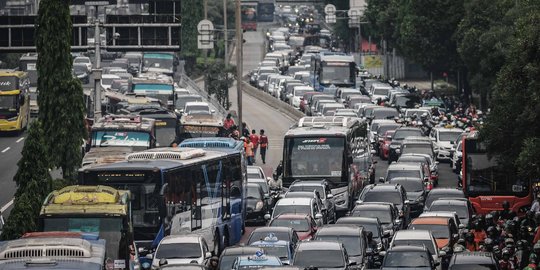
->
[379, 130, 396, 160]
[268, 213, 318, 241]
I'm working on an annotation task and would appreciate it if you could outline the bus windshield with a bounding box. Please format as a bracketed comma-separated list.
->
[284, 137, 345, 181]
[320, 63, 352, 85]
[154, 118, 178, 147]
[0, 95, 18, 112]
[179, 125, 221, 141]
[143, 54, 174, 72]
[92, 131, 151, 150]
[0, 76, 18, 91]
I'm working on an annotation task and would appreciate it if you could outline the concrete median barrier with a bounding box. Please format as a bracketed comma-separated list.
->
[241, 81, 304, 121]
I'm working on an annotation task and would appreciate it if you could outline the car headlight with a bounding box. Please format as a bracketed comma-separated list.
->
[255, 201, 264, 211]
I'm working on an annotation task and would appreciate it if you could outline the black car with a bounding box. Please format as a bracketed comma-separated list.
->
[388, 127, 424, 163]
[336, 217, 390, 251]
[314, 225, 370, 268]
[351, 202, 402, 232]
[358, 184, 411, 225]
[246, 227, 300, 249]
[246, 183, 270, 225]
[447, 252, 499, 270]
[388, 177, 426, 218]
[424, 188, 465, 210]
[381, 245, 438, 270]
[219, 246, 261, 270]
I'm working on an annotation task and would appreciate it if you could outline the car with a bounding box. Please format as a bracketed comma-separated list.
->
[73, 56, 92, 71]
[387, 177, 426, 218]
[183, 101, 214, 116]
[419, 212, 461, 228]
[246, 183, 270, 225]
[369, 107, 399, 121]
[307, 94, 334, 116]
[247, 227, 300, 249]
[250, 234, 295, 265]
[427, 198, 475, 227]
[447, 252, 499, 270]
[101, 74, 121, 90]
[370, 119, 397, 145]
[336, 217, 389, 251]
[288, 180, 336, 223]
[389, 230, 444, 266]
[300, 92, 323, 113]
[232, 253, 283, 270]
[268, 214, 319, 241]
[400, 138, 436, 161]
[369, 83, 393, 104]
[408, 216, 459, 253]
[451, 140, 463, 173]
[388, 127, 424, 163]
[292, 241, 353, 270]
[385, 163, 429, 183]
[429, 127, 463, 161]
[72, 63, 90, 84]
[380, 130, 396, 160]
[290, 86, 314, 108]
[219, 246, 261, 270]
[375, 123, 402, 149]
[350, 202, 401, 232]
[175, 95, 203, 114]
[313, 225, 370, 268]
[158, 264, 209, 270]
[248, 178, 274, 209]
[152, 235, 212, 269]
[424, 188, 465, 210]
[281, 192, 326, 223]
[268, 198, 324, 227]
[358, 183, 411, 224]
[398, 154, 438, 187]
[381, 245, 438, 270]
[347, 95, 372, 109]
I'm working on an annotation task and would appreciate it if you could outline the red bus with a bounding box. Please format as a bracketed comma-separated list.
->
[241, 2, 257, 31]
[462, 131, 532, 215]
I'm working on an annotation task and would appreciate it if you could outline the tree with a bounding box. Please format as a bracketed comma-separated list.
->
[205, 59, 236, 110]
[480, 1, 540, 176]
[364, 0, 400, 48]
[1, 121, 51, 240]
[324, 0, 351, 51]
[35, 0, 87, 180]
[396, 0, 464, 85]
[181, 0, 204, 75]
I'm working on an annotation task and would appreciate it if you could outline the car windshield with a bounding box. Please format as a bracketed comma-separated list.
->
[248, 232, 291, 244]
[252, 245, 288, 259]
[74, 58, 89, 64]
[102, 77, 115, 86]
[289, 185, 324, 198]
[273, 205, 311, 218]
[316, 236, 363, 256]
[373, 109, 398, 119]
[409, 224, 449, 239]
[294, 89, 310, 96]
[439, 131, 462, 142]
[425, 192, 463, 208]
[393, 240, 436, 255]
[185, 105, 209, 114]
[383, 251, 431, 268]
[351, 209, 392, 224]
[294, 250, 345, 268]
[220, 255, 239, 270]
[155, 243, 201, 259]
[373, 88, 390, 95]
[73, 65, 87, 73]
[247, 186, 262, 199]
[377, 125, 400, 135]
[390, 179, 424, 192]
[386, 170, 421, 181]
[395, 95, 422, 108]
[362, 191, 402, 206]
[402, 144, 433, 156]
[394, 130, 423, 140]
[270, 218, 310, 232]
[429, 204, 468, 218]
[449, 264, 498, 270]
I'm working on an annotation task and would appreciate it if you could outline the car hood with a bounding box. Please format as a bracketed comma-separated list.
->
[82, 147, 135, 166]
[296, 231, 313, 241]
[406, 191, 424, 202]
[435, 238, 449, 248]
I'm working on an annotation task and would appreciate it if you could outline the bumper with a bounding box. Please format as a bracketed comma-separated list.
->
[436, 149, 453, 160]
[0, 120, 20, 131]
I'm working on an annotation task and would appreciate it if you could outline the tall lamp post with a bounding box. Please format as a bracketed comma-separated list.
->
[235, 0, 242, 126]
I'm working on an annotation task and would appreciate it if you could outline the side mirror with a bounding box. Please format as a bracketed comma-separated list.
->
[264, 194, 270, 199]
[146, 253, 153, 260]
[404, 200, 410, 205]
[435, 161, 440, 165]
[327, 193, 333, 199]
[383, 230, 391, 238]
[370, 149, 377, 154]
[434, 261, 441, 267]
[266, 177, 272, 182]
[315, 213, 323, 220]
[438, 251, 446, 257]
[211, 109, 216, 114]
[205, 252, 212, 259]
[264, 213, 271, 220]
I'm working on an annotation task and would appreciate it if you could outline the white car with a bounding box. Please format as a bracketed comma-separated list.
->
[73, 56, 92, 71]
[247, 166, 267, 180]
[100, 74, 121, 91]
[183, 101, 214, 115]
[152, 235, 212, 269]
[429, 127, 463, 161]
[451, 140, 462, 173]
[369, 83, 393, 103]
[290, 85, 314, 109]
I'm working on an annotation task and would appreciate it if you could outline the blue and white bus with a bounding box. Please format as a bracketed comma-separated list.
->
[142, 52, 178, 76]
[78, 146, 246, 256]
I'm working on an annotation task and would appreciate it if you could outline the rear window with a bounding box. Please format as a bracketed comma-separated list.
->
[449, 264, 497, 270]
[393, 240, 435, 255]
[362, 191, 402, 206]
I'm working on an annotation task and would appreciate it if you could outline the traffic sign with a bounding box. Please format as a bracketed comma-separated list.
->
[324, 4, 336, 15]
[347, 8, 362, 20]
[197, 19, 214, 35]
[325, 15, 336, 24]
[198, 34, 214, 49]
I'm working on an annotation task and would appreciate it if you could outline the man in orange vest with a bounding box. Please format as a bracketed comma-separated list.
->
[243, 137, 254, 165]
[249, 129, 260, 163]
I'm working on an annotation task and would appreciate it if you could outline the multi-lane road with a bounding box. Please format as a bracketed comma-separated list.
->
[0, 131, 27, 215]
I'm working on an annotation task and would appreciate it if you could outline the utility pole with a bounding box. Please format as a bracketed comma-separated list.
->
[92, 5, 103, 119]
[223, 0, 228, 67]
[235, 0, 242, 126]
[204, 0, 208, 92]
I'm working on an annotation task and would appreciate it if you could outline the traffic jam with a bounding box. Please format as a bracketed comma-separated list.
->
[0, 2, 537, 270]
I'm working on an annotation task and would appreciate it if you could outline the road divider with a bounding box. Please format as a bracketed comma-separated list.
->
[16, 137, 24, 143]
[241, 81, 305, 121]
[1, 147, 10, 153]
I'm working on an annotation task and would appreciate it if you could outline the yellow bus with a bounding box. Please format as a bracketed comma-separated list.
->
[0, 70, 30, 132]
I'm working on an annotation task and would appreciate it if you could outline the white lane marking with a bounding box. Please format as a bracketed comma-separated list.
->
[1, 147, 10, 153]
[16, 137, 24, 143]
[0, 198, 14, 213]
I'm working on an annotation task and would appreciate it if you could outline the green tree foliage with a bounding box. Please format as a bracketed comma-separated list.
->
[455, 0, 514, 110]
[324, 0, 351, 51]
[1, 121, 51, 240]
[36, 0, 87, 180]
[396, 0, 464, 75]
[480, 2, 540, 176]
[181, 0, 204, 75]
[364, 0, 399, 47]
[205, 59, 236, 110]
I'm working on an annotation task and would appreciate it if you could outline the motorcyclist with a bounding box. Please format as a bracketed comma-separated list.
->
[515, 240, 531, 270]
[500, 201, 516, 221]
[486, 226, 501, 246]
[366, 231, 378, 251]
[529, 243, 540, 265]
[268, 164, 283, 191]
[521, 211, 536, 229]
[465, 232, 477, 251]
[453, 238, 467, 253]
[499, 248, 516, 270]
[480, 238, 494, 252]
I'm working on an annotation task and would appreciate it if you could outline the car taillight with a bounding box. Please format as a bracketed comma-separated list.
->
[426, 181, 433, 190]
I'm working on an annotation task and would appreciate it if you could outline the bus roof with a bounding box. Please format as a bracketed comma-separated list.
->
[40, 185, 130, 216]
[179, 137, 244, 151]
[285, 116, 366, 137]
[0, 70, 26, 77]
[320, 54, 355, 63]
[91, 114, 155, 132]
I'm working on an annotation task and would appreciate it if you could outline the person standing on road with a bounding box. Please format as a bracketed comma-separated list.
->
[243, 137, 255, 165]
[259, 129, 268, 164]
[249, 129, 260, 163]
[223, 113, 235, 133]
[242, 122, 250, 137]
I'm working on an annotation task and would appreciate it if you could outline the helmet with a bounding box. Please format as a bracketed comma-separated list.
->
[211, 256, 219, 262]
[502, 200, 510, 210]
[484, 238, 494, 246]
[502, 248, 511, 258]
[466, 232, 475, 241]
[533, 243, 540, 252]
[457, 238, 466, 246]
[453, 246, 465, 253]
[487, 226, 497, 235]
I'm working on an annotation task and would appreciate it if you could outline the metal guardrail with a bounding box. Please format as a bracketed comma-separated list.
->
[178, 74, 229, 118]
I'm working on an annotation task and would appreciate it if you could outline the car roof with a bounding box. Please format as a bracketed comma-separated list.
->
[388, 245, 429, 253]
[354, 203, 393, 210]
[388, 163, 421, 170]
[160, 235, 202, 244]
[297, 241, 342, 251]
[315, 225, 364, 236]
[430, 199, 468, 206]
[428, 188, 464, 196]
[451, 252, 496, 264]
[283, 191, 316, 198]
[411, 216, 450, 225]
[337, 217, 380, 225]
[275, 197, 313, 205]
[393, 230, 433, 240]
[433, 127, 464, 133]
[222, 246, 262, 256]
[273, 213, 311, 220]
[251, 227, 294, 234]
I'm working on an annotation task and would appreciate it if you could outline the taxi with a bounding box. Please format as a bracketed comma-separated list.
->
[232, 251, 283, 270]
[249, 234, 295, 265]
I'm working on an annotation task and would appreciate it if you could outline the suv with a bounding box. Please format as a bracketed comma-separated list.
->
[351, 202, 402, 232]
[293, 241, 353, 270]
[388, 127, 424, 163]
[428, 198, 475, 227]
[288, 180, 336, 223]
[358, 184, 411, 224]
[314, 225, 370, 268]
[448, 252, 499, 270]
[400, 138, 436, 161]
[429, 127, 463, 161]
[388, 176, 427, 218]
[336, 217, 390, 251]
[268, 197, 324, 227]
[381, 245, 438, 270]
[390, 230, 444, 267]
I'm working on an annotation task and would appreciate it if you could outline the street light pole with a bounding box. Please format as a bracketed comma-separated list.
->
[235, 0, 242, 126]
[223, 0, 228, 67]
[92, 9, 103, 119]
